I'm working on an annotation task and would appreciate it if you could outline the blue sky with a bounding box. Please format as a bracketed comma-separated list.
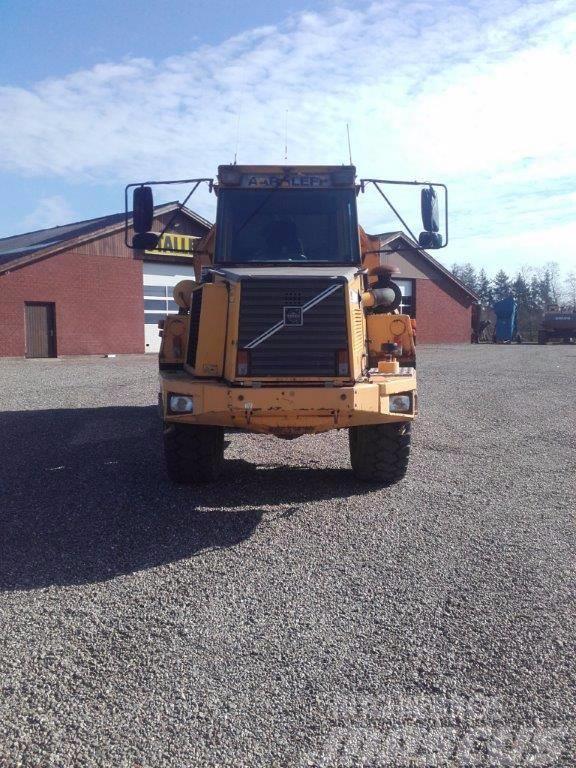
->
[1, 0, 575, 276]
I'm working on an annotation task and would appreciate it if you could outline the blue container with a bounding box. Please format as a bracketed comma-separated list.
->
[493, 296, 517, 342]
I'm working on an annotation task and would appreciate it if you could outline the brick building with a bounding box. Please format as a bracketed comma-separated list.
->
[365, 231, 478, 344]
[0, 214, 476, 358]
[0, 204, 211, 357]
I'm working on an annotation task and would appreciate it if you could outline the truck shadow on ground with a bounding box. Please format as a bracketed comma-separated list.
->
[0, 405, 371, 591]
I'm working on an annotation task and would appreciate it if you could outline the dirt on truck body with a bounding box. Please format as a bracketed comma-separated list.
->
[126, 165, 448, 485]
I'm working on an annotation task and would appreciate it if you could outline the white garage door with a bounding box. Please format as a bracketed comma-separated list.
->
[143, 262, 196, 353]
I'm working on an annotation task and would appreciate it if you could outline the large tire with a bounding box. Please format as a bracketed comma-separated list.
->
[349, 422, 411, 485]
[538, 331, 547, 345]
[163, 422, 224, 484]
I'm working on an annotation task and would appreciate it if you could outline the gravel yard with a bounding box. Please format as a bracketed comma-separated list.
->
[1, 345, 575, 766]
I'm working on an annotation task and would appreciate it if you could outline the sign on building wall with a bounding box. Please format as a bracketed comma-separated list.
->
[145, 232, 197, 255]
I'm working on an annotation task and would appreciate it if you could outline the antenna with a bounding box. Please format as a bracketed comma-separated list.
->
[233, 110, 241, 165]
[346, 123, 353, 165]
[284, 110, 288, 161]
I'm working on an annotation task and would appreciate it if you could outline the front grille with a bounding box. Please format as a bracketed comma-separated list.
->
[187, 288, 203, 367]
[237, 278, 348, 377]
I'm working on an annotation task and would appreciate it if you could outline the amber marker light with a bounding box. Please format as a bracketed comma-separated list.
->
[236, 350, 250, 377]
[337, 349, 349, 376]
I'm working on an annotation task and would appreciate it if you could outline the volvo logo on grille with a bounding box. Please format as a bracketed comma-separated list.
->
[284, 306, 303, 326]
[244, 284, 340, 349]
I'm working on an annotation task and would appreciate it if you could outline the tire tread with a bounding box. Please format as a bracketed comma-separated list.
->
[349, 422, 412, 485]
[163, 423, 224, 484]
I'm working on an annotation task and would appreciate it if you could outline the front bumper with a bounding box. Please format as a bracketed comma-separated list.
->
[160, 372, 416, 434]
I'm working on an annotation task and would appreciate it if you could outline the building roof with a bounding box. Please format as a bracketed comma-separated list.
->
[377, 231, 479, 301]
[0, 202, 212, 274]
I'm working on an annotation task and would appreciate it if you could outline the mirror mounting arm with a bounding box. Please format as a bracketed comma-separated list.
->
[360, 178, 449, 250]
[124, 177, 213, 251]
[367, 181, 420, 245]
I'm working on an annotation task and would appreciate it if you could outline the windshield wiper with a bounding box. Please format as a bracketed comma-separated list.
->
[233, 186, 282, 238]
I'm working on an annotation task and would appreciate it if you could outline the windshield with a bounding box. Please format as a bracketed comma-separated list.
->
[214, 188, 360, 264]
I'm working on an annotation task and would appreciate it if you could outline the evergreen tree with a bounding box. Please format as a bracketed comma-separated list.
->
[450, 262, 478, 294]
[512, 272, 530, 304]
[512, 272, 533, 338]
[450, 263, 463, 282]
[459, 263, 479, 294]
[476, 268, 493, 307]
[447, 262, 572, 340]
[492, 269, 512, 302]
[538, 270, 554, 308]
[530, 275, 542, 310]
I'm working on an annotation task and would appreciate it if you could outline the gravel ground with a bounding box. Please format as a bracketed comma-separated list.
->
[1, 345, 575, 767]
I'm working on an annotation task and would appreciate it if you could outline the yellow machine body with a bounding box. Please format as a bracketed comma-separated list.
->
[158, 164, 417, 437]
[159, 283, 416, 436]
[161, 372, 415, 435]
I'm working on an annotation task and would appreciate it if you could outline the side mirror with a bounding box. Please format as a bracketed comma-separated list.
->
[132, 231, 160, 250]
[133, 186, 154, 234]
[419, 186, 442, 248]
[418, 231, 443, 248]
[421, 186, 439, 232]
[360, 178, 448, 250]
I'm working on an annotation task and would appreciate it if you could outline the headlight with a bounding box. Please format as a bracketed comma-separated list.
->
[389, 394, 411, 413]
[169, 394, 194, 413]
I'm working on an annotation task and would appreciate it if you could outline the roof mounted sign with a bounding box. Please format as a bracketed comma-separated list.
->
[241, 173, 332, 189]
[217, 165, 357, 189]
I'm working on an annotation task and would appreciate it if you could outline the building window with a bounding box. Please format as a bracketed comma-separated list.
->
[395, 279, 415, 317]
[144, 299, 167, 310]
[143, 284, 178, 320]
[144, 313, 169, 325]
[143, 285, 167, 297]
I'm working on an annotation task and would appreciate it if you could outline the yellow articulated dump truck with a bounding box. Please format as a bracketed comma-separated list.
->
[126, 165, 448, 485]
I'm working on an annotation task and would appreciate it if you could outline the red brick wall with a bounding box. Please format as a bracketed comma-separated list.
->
[415, 276, 473, 344]
[0, 249, 144, 356]
[1, 225, 471, 354]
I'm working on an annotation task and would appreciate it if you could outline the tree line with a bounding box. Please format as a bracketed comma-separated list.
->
[450, 262, 576, 340]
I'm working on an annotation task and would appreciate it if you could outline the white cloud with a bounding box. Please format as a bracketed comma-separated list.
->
[0, 0, 575, 271]
[19, 195, 76, 231]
